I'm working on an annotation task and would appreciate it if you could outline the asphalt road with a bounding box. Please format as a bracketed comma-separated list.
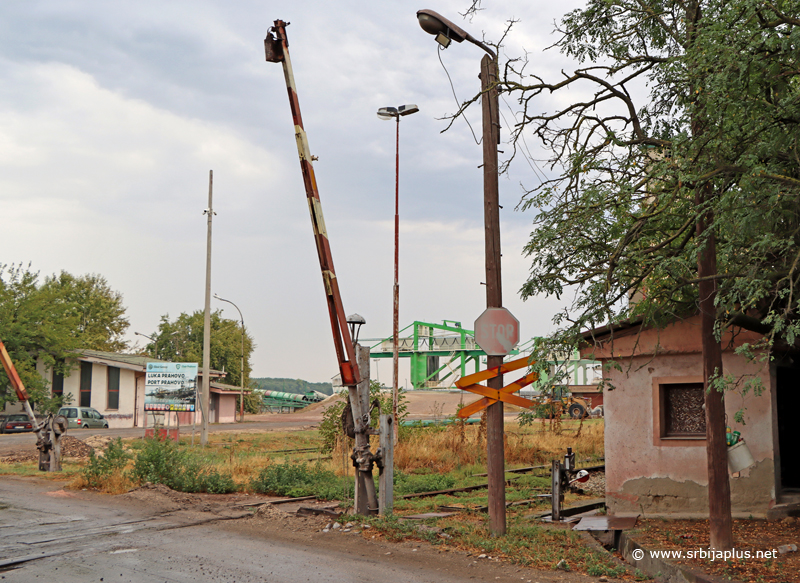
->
[0, 416, 320, 455]
[0, 476, 596, 583]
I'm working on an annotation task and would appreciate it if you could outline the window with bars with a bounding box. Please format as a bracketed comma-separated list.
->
[107, 366, 120, 410]
[660, 382, 706, 438]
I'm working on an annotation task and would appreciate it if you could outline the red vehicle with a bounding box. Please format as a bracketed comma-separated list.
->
[0, 414, 34, 434]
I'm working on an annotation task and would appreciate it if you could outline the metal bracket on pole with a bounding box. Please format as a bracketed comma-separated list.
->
[378, 414, 394, 515]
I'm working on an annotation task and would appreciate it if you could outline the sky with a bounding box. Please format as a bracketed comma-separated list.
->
[1, 0, 589, 384]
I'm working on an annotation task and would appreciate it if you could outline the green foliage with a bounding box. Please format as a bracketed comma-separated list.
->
[81, 438, 131, 488]
[393, 470, 456, 495]
[0, 263, 128, 412]
[130, 436, 236, 494]
[318, 381, 409, 453]
[237, 391, 263, 414]
[148, 310, 254, 389]
[250, 460, 353, 500]
[41, 271, 130, 352]
[251, 377, 332, 396]
[487, 0, 799, 371]
[318, 397, 348, 453]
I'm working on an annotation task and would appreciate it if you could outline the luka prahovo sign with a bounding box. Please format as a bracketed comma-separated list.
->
[144, 362, 198, 412]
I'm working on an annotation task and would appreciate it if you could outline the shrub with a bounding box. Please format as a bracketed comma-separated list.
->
[81, 438, 132, 489]
[318, 381, 408, 453]
[130, 436, 236, 494]
[250, 460, 353, 500]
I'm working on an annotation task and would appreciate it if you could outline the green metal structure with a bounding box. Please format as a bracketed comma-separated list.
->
[261, 390, 326, 412]
[369, 320, 520, 389]
[369, 321, 600, 391]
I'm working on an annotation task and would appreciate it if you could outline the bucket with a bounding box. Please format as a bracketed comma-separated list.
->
[728, 439, 755, 474]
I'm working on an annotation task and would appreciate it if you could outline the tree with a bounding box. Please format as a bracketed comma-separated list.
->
[147, 310, 254, 389]
[459, 0, 798, 550]
[0, 264, 80, 412]
[0, 264, 131, 412]
[41, 271, 130, 352]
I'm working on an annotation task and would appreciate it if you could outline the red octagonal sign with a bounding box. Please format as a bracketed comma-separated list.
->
[474, 307, 520, 356]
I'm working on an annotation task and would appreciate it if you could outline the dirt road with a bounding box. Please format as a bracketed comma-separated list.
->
[0, 476, 600, 583]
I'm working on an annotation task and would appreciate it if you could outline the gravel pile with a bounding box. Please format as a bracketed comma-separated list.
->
[0, 435, 94, 464]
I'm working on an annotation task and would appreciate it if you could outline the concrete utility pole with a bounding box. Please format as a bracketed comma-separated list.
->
[201, 170, 214, 446]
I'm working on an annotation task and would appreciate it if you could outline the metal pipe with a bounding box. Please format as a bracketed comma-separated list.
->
[392, 115, 400, 444]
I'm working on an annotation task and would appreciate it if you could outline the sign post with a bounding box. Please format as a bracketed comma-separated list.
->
[473, 307, 520, 535]
[145, 362, 198, 440]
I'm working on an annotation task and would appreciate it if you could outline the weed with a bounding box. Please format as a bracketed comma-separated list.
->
[394, 470, 456, 495]
[130, 436, 236, 494]
[250, 460, 353, 500]
[81, 438, 132, 489]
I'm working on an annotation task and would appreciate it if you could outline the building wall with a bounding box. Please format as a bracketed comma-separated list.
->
[216, 394, 237, 424]
[59, 362, 137, 429]
[604, 351, 775, 517]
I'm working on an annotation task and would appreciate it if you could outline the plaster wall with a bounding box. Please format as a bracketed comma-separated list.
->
[216, 394, 237, 424]
[604, 351, 775, 516]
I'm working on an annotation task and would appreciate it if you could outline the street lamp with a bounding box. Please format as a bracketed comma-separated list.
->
[377, 102, 419, 444]
[134, 332, 156, 357]
[346, 313, 366, 347]
[417, 8, 506, 536]
[214, 294, 246, 423]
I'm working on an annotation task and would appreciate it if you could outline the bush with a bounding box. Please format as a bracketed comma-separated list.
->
[318, 381, 409, 453]
[250, 460, 353, 500]
[81, 438, 131, 488]
[130, 436, 236, 494]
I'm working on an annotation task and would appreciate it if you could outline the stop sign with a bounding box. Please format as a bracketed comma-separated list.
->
[474, 307, 520, 356]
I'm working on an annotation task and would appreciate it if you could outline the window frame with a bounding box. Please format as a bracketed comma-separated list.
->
[79, 362, 92, 408]
[107, 366, 120, 410]
[652, 376, 707, 447]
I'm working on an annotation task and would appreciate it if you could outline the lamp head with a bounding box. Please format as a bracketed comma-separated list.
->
[377, 104, 419, 121]
[346, 313, 366, 345]
[417, 9, 468, 48]
[377, 107, 398, 120]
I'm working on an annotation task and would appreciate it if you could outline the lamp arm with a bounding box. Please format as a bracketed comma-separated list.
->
[465, 34, 496, 60]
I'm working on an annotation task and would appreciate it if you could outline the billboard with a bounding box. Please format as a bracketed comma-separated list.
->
[144, 362, 198, 412]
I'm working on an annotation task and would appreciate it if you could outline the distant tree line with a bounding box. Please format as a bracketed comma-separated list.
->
[250, 377, 332, 396]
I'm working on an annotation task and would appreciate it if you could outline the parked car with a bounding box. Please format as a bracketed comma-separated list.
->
[56, 407, 109, 429]
[0, 413, 35, 434]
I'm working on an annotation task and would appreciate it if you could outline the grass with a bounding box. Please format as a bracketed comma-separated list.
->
[0, 417, 612, 577]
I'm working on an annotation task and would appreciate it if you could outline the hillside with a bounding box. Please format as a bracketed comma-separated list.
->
[251, 377, 333, 396]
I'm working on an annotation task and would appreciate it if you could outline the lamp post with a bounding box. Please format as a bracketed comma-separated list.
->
[417, 9, 506, 536]
[377, 103, 419, 443]
[213, 294, 246, 423]
[135, 331, 178, 360]
[135, 332, 157, 358]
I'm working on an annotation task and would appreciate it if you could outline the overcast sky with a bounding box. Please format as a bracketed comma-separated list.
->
[1, 0, 588, 384]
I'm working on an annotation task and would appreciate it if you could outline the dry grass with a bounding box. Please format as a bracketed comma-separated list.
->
[392, 419, 604, 474]
[68, 466, 136, 494]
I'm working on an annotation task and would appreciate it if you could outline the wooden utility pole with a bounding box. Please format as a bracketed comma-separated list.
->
[480, 53, 506, 536]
